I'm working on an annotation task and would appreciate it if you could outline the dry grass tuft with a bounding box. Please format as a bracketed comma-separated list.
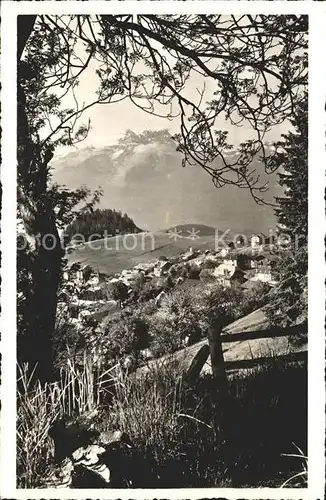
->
[17, 358, 307, 488]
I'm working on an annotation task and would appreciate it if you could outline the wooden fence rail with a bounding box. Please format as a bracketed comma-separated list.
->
[137, 323, 307, 384]
[207, 323, 307, 400]
[201, 323, 308, 436]
[219, 324, 307, 344]
[224, 349, 307, 370]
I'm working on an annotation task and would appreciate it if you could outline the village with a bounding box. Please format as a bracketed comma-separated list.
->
[60, 233, 280, 333]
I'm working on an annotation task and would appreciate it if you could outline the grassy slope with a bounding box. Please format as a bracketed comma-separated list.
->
[139, 308, 307, 376]
[67, 231, 220, 275]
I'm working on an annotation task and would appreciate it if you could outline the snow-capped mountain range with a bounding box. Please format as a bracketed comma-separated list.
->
[50, 130, 280, 234]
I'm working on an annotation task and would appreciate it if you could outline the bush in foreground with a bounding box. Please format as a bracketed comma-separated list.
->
[17, 358, 307, 488]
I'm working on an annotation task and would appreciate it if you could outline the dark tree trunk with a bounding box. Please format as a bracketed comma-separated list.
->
[17, 15, 64, 382]
[18, 186, 64, 382]
[17, 15, 37, 60]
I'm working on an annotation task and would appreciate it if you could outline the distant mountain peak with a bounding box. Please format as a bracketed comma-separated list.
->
[51, 129, 278, 234]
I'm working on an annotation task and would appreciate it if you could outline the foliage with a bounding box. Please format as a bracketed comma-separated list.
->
[52, 315, 86, 369]
[17, 22, 103, 380]
[17, 359, 105, 487]
[201, 258, 218, 270]
[148, 314, 184, 358]
[180, 266, 190, 280]
[240, 281, 271, 316]
[164, 275, 175, 290]
[266, 247, 308, 327]
[274, 97, 308, 241]
[199, 268, 217, 283]
[52, 264, 274, 373]
[76, 277, 272, 366]
[125, 272, 147, 303]
[109, 280, 129, 303]
[154, 289, 204, 348]
[145, 283, 251, 358]
[188, 264, 201, 280]
[99, 308, 150, 362]
[197, 282, 244, 329]
[20, 15, 307, 202]
[138, 280, 163, 302]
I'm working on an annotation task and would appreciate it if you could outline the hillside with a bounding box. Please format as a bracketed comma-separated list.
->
[138, 308, 308, 377]
[165, 223, 218, 237]
[51, 130, 280, 234]
[66, 227, 235, 275]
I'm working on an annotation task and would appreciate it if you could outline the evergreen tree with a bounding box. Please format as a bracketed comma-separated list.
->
[274, 97, 308, 243]
[266, 96, 308, 326]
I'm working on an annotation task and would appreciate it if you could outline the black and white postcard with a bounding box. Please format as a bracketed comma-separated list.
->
[0, 1, 325, 498]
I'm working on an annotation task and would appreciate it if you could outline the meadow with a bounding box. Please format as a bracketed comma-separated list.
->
[67, 229, 221, 276]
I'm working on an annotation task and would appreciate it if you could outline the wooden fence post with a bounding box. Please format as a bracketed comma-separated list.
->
[208, 324, 232, 444]
[208, 325, 229, 399]
[184, 344, 210, 385]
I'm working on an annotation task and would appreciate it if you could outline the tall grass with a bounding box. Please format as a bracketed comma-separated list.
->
[16, 357, 115, 487]
[281, 443, 308, 488]
[17, 365, 58, 487]
[93, 361, 227, 487]
[17, 357, 307, 488]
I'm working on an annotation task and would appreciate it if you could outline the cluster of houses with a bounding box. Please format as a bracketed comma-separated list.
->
[60, 240, 279, 327]
[180, 245, 278, 287]
[209, 247, 278, 286]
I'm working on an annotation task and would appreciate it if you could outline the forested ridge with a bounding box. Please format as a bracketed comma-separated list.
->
[65, 208, 142, 242]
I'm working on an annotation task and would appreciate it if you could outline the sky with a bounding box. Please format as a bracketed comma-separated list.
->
[54, 29, 291, 155]
[48, 16, 296, 233]
[60, 71, 289, 152]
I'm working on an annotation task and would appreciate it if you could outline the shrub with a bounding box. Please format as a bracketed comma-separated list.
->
[202, 259, 217, 270]
[188, 264, 201, 279]
[133, 272, 146, 292]
[100, 308, 150, 363]
[139, 280, 163, 302]
[199, 268, 216, 283]
[164, 275, 174, 290]
[168, 265, 177, 277]
[149, 289, 204, 351]
[110, 281, 129, 303]
[53, 313, 90, 370]
[148, 313, 183, 357]
[240, 281, 271, 316]
[180, 265, 189, 279]
[138, 300, 158, 316]
[197, 282, 243, 329]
